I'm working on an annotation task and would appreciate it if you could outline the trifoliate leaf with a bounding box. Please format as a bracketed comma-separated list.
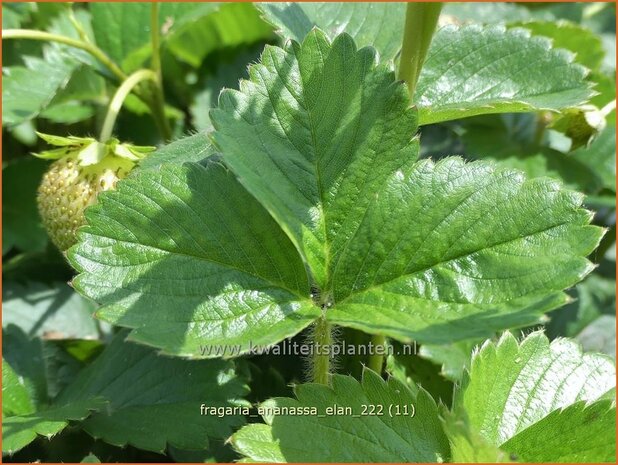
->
[55, 331, 249, 452]
[233, 369, 450, 462]
[72, 30, 604, 354]
[258, 2, 406, 62]
[416, 25, 596, 125]
[452, 331, 616, 462]
[69, 159, 318, 357]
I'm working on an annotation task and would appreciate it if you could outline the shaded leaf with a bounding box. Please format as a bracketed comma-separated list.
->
[56, 331, 249, 452]
[2, 158, 48, 253]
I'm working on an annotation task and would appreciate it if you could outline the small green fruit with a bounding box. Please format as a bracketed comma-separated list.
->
[34, 133, 155, 251]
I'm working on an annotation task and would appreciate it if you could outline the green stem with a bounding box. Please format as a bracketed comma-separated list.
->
[312, 317, 333, 385]
[398, 2, 443, 100]
[149, 2, 172, 141]
[99, 69, 158, 142]
[2, 29, 127, 82]
[367, 334, 386, 373]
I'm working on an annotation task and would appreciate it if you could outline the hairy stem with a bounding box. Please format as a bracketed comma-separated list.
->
[99, 69, 158, 142]
[367, 334, 386, 373]
[2, 29, 127, 82]
[312, 317, 333, 385]
[398, 2, 443, 99]
[149, 3, 172, 141]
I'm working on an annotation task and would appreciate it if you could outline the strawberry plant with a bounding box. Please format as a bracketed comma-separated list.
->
[2, 2, 616, 463]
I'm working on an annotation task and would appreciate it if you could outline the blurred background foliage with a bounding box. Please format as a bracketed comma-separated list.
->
[2, 2, 615, 462]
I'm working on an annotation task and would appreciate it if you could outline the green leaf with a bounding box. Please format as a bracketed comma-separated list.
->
[571, 126, 616, 193]
[2, 399, 106, 455]
[502, 399, 616, 462]
[90, 2, 270, 71]
[576, 315, 615, 359]
[452, 331, 616, 462]
[3, 326, 48, 408]
[166, 3, 272, 68]
[2, 47, 78, 126]
[441, 2, 531, 24]
[461, 114, 604, 194]
[416, 25, 596, 125]
[232, 369, 450, 462]
[2, 327, 105, 455]
[69, 159, 318, 357]
[191, 47, 262, 132]
[56, 331, 249, 452]
[547, 274, 616, 339]
[2, 158, 48, 253]
[418, 340, 481, 382]
[2, 281, 98, 340]
[258, 2, 406, 62]
[2, 361, 35, 417]
[134, 133, 215, 173]
[211, 30, 419, 290]
[324, 156, 601, 343]
[81, 453, 100, 463]
[509, 20, 605, 71]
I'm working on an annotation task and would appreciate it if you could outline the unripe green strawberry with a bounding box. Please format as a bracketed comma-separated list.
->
[34, 133, 155, 251]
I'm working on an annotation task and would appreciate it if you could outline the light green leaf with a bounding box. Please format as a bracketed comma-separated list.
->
[135, 134, 215, 173]
[233, 369, 450, 462]
[231, 424, 286, 463]
[442, 411, 514, 463]
[258, 2, 406, 62]
[509, 20, 605, 71]
[416, 25, 596, 125]
[419, 340, 481, 382]
[56, 331, 248, 452]
[441, 2, 531, 24]
[69, 159, 318, 357]
[2, 47, 78, 126]
[166, 3, 272, 68]
[81, 453, 100, 463]
[453, 331, 616, 462]
[2, 399, 105, 455]
[502, 399, 616, 463]
[2, 361, 35, 417]
[91, 2, 270, 71]
[2, 281, 98, 340]
[571, 125, 616, 193]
